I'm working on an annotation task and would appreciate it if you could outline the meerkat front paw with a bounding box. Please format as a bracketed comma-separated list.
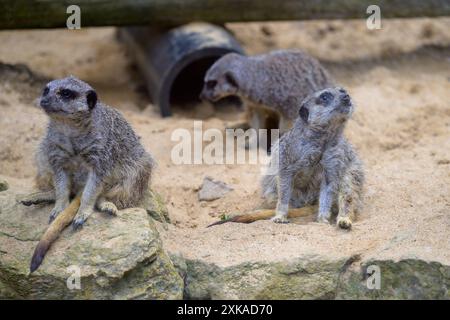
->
[49, 202, 69, 223]
[271, 215, 290, 224]
[97, 201, 118, 216]
[72, 209, 92, 230]
[337, 217, 352, 229]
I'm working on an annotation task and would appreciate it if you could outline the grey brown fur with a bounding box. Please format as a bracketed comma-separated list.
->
[261, 87, 364, 229]
[200, 49, 334, 135]
[23, 76, 154, 229]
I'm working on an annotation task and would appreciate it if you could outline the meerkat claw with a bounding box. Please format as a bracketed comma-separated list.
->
[337, 217, 352, 229]
[72, 218, 85, 230]
[49, 208, 63, 224]
[72, 211, 89, 230]
[20, 200, 34, 206]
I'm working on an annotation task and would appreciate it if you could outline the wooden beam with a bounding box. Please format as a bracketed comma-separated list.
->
[0, 0, 449, 30]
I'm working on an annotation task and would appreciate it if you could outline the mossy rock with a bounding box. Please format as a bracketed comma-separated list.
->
[0, 190, 182, 299]
[143, 189, 170, 223]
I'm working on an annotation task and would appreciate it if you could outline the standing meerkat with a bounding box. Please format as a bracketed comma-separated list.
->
[209, 87, 364, 229]
[200, 49, 334, 135]
[21, 76, 155, 272]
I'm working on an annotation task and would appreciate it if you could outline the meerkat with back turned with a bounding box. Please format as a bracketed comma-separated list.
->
[209, 87, 364, 229]
[200, 49, 334, 135]
[21, 76, 155, 272]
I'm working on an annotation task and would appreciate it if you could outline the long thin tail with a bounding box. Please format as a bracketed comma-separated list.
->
[30, 196, 81, 273]
[207, 205, 318, 227]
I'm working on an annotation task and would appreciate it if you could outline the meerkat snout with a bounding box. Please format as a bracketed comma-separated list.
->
[201, 53, 242, 102]
[338, 87, 351, 106]
[336, 88, 353, 114]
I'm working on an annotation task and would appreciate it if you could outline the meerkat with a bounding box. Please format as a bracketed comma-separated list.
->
[208, 87, 364, 229]
[200, 49, 334, 137]
[20, 76, 155, 272]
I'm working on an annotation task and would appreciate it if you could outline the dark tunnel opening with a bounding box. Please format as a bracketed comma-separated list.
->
[169, 56, 241, 109]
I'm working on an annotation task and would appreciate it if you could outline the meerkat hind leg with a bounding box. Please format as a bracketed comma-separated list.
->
[19, 190, 56, 206]
[337, 191, 355, 230]
[245, 107, 266, 150]
[96, 197, 118, 216]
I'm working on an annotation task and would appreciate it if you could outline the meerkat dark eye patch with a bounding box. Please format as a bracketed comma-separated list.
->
[225, 72, 238, 88]
[206, 80, 217, 90]
[86, 90, 97, 110]
[318, 92, 334, 105]
[42, 87, 50, 96]
[299, 106, 309, 122]
[58, 88, 77, 100]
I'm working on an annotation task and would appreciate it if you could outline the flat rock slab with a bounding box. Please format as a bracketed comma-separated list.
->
[0, 188, 183, 299]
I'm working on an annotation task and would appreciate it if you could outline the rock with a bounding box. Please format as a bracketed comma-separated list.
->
[198, 176, 233, 201]
[0, 179, 8, 192]
[143, 189, 170, 223]
[0, 190, 183, 299]
[177, 255, 450, 300]
[337, 259, 450, 299]
[182, 255, 346, 299]
[178, 255, 450, 299]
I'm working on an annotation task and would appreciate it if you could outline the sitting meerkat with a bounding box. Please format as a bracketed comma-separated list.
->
[209, 87, 364, 229]
[200, 49, 334, 136]
[20, 76, 155, 272]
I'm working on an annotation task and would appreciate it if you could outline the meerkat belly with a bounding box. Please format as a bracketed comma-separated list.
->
[290, 165, 323, 207]
[63, 154, 89, 194]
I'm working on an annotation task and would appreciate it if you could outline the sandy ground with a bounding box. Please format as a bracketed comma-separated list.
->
[0, 18, 449, 267]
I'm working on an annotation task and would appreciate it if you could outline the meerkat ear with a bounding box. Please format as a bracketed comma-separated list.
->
[86, 90, 97, 110]
[225, 71, 238, 89]
[299, 106, 309, 122]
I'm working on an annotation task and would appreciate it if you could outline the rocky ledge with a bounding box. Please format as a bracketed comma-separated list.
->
[0, 184, 183, 299]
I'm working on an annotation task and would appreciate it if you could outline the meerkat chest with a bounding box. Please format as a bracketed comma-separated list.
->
[53, 132, 100, 163]
[70, 136, 96, 155]
[293, 162, 323, 188]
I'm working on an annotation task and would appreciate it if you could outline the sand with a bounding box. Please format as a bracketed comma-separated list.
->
[0, 18, 449, 267]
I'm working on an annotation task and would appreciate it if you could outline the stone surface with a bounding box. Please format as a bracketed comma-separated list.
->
[176, 254, 450, 299]
[0, 190, 183, 299]
[144, 189, 171, 223]
[181, 255, 347, 299]
[198, 176, 233, 201]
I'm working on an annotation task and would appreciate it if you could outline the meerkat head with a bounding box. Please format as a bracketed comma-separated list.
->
[38, 76, 97, 120]
[200, 53, 244, 102]
[298, 87, 353, 129]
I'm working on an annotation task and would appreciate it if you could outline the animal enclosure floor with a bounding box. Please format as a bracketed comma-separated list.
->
[0, 18, 449, 267]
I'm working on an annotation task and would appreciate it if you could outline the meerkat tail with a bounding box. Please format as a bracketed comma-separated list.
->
[207, 205, 318, 227]
[30, 195, 81, 273]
